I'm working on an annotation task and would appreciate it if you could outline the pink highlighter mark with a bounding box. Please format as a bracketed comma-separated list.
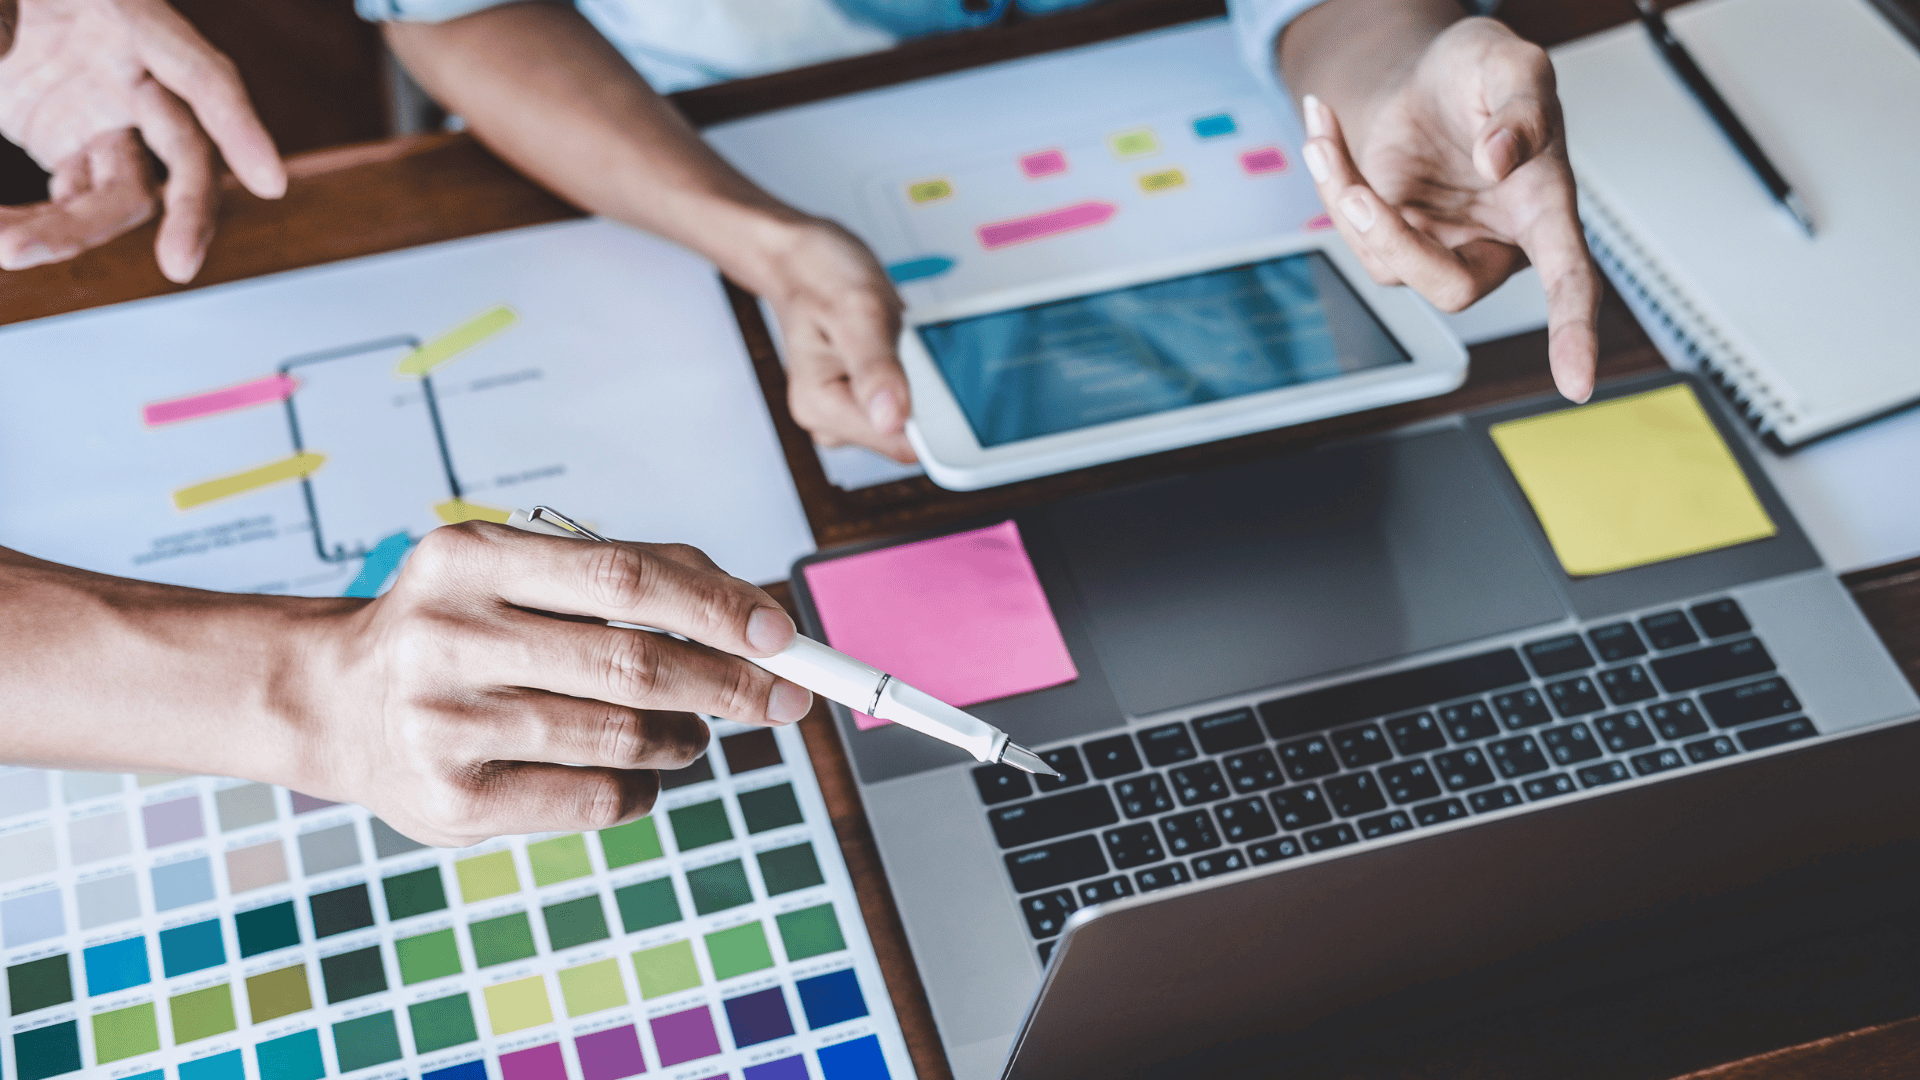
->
[803, 520, 1079, 730]
[977, 200, 1118, 250]
[1019, 148, 1068, 179]
[1240, 146, 1289, 175]
[1306, 212, 1335, 231]
[144, 373, 296, 426]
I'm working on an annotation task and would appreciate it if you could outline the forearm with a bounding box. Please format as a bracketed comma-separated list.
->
[1278, 0, 1464, 130]
[384, 2, 800, 295]
[0, 546, 340, 781]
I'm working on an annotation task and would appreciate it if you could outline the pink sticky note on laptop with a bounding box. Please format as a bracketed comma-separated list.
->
[802, 520, 1079, 730]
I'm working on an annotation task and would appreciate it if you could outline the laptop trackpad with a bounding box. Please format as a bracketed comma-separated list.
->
[1049, 426, 1566, 717]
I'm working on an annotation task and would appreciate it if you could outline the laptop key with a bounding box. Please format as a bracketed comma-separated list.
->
[1651, 638, 1775, 693]
[973, 764, 1031, 806]
[1589, 622, 1648, 662]
[1078, 876, 1135, 905]
[1522, 773, 1577, 801]
[1524, 634, 1596, 676]
[1598, 664, 1659, 706]
[1414, 798, 1468, 825]
[1214, 797, 1278, 843]
[1546, 676, 1606, 717]
[1191, 848, 1248, 879]
[1385, 711, 1447, 754]
[1247, 836, 1304, 864]
[1357, 810, 1414, 839]
[1701, 677, 1800, 729]
[1035, 746, 1089, 791]
[1576, 761, 1633, 788]
[1738, 717, 1817, 752]
[1038, 940, 1057, 966]
[1193, 708, 1264, 754]
[1594, 710, 1656, 753]
[1631, 747, 1686, 776]
[1640, 610, 1699, 651]
[1378, 760, 1441, 804]
[1440, 700, 1499, 741]
[1084, 734, 1144, 779]
[1493, 689, 1552, 730]
[1169, 762, 1231, 805]
[1487, 736, 1550, 778]
[1691, 598, 1751, 639]
[1101, 824, 1165, 869]
[1303, 824, 1358, 852]
[1114, 774, 1174, 819]
[1269, 785, 1333, 830]
[1332, 724, 1393, 768]
[1005, 836, 1108, 893]
[1323, 772, 1387, 816]
[990, 787, 1120, 848]
[1224, 749, 1286, 793]
[1684, 734, 1741, 762]
[1021, 890, 1077, 938]
[1433, 749, 1496, 792]
[1158, 810, 1221, 855]
[1539, 723, 1602, 766]
[1468, 786, 1522, 813]
[1648, 700, 1708, 740]
[1139, 722, 1198, 766]
[1277, 736, 1339, 781]
[1134, 863, 1191, 893]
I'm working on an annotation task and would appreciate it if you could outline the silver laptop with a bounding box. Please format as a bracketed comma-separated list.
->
[789, 371, 1920, 1080]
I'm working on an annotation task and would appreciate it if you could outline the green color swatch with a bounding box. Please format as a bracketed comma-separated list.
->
[455, 850, 519, 903]
[171, 982, 237, 1043]
[245, 964, 312, 1023]
[632, 939, 701, 999]
[757, 842, 826, 896]
[15, 1021, 80, 1080]
[236, 901, 300, 957]
[382, 866, 447, 920]
[396, 928, 462, 984]
[470, 911, 537, 968]
[739, 783, 804, 834]
[320, 945, 386, 1004]
[599, 817, 663, 868]
[333, 1010, 402, 1071]
[92, 1001, 160, 1063]
[777, 903, 847, 961]
[408, 992, 478, 1053]
[668, 800, 733, 850]
[527, 833, 593, 886]
[543, 895, 610, 951]
[614, 877, 681, 933]
[7, 954, 72, 1014]
[557, 958, 627, 1017]
[704, 921, 775, 980]
[688, 859, 754, 915]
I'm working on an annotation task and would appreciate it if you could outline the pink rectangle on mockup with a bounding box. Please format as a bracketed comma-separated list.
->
[143, 374, 296, 426]
[500, 1043, 569, 1080]
[1240, 147, 1288, 175]
[803, 520, 1078, 730]
[1019, 149, 1067, 178]
[977, 201, 1117, 249]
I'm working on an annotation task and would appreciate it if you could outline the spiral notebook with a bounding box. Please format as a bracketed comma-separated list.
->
[1551, 0, 1920, 450]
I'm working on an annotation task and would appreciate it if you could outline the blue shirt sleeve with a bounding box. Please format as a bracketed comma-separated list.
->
[1228, 0, 1329, 104]
[354, 0, 525, 23]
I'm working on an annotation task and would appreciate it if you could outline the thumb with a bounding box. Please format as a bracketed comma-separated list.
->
[1465, 30, 1560, 182]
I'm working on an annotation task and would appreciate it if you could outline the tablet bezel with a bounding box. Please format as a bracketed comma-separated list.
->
[899, 231, 1469, 490]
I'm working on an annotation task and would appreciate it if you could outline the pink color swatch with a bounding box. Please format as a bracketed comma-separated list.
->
[1240, 147, 1289, 175]
[1306, 213, 1334, 231]
[576, 1025, 647, 1080]
[1019, 149, 1068, 178]
[803, 520, 1079, 731]
[143, 374, 296, 426]
[976, 200, 1117, 249]
[651, 1005, 721, 1067]
[500, 1043, 569, 1080]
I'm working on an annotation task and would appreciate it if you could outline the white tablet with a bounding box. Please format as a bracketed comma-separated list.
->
[899, 232, 1469, 490]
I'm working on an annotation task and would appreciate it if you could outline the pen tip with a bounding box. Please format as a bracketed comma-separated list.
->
[1000, 744, 1060, 779]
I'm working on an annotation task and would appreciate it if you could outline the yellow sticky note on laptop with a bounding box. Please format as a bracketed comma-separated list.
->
[1490, 384, 1776, 576]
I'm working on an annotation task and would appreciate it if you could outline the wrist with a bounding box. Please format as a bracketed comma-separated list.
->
[680, 200, 821, 299]
[1279, 0, 1463, 137]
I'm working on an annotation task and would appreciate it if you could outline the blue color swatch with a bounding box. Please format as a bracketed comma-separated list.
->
[159, 918, 226, 977]
[818, 1033, 891, 1079]
[83, 937, 150, 996]
[152, 856, 215, 911]
[746, 1055, 810, 1080]
[424, 1062, 489, 1080]
[796, 969, 869, 1030]
[257, 1029, 325, 1080]
[180, 1048, 245, 1080]
[1192, 112, 1237, 139]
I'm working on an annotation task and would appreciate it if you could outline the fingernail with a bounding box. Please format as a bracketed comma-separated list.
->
[1483, 128, 1517, 179]
[747, 606, 795, 655]
[2, 243, 58, 271]
[1340, 192, 1376, 233]
[768, 681, 812, 725]
[1303, 94, 1328, 138]
[1303, 142, 1330, 184]
[867, 389, 902, 433]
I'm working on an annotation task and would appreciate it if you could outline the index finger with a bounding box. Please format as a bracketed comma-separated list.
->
[128, 3, 285, 199]
[1514, 167, 1600, 403]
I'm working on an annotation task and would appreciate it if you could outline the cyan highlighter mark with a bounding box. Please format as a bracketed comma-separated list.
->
[343, 531, 413, 598]
[976, 201, 1118, 250]
[886, 256, 956, 284]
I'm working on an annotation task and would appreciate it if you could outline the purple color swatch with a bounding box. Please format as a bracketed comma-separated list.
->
[288, 791, 339, 815]
[650, 1005, 721, 1067]
[499, 1042, 568, 1080]
[745, 1056, 809, 1080]
[723, 987, 796, 1048]
[576, 1025, 647, 1080]
[140, 796, 204, 847]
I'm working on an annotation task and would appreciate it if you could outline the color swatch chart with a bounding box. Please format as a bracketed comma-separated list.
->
[0, 721, 914, 1080]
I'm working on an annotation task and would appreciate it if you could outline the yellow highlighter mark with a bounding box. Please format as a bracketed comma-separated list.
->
[395, 306, 517, 377]
[173, 451, 326, 511]
[1489, 383, 1776, 577]
[434, 498, 512, 525]
[907, 179, 954, 204]
[1138, 167, 1187, 194]
[1108, 128, 1159, 159]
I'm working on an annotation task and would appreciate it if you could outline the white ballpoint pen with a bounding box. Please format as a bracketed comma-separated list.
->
[504, 506, 1061, 779]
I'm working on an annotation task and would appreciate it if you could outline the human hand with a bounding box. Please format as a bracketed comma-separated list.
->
[295, 523, 814, 847]
[1295, 17, 1600, 402]
[0, 0, 285, 282]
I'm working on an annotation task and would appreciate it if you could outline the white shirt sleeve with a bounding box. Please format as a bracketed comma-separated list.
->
[1228, 0, 1331, 104]
[354, 0, 517, 23]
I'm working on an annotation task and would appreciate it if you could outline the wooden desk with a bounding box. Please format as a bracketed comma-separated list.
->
[3, 1, 1916, 1076]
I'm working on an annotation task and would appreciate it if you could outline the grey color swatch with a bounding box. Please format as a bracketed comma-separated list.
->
[68, 811, 132, 865]
[298, 823, 363, 876]
[0, 769, 49, 818]
[0, 827, 56, 883]
[152, 856, 216, 911]
[77, 872, 141, 930]
[215, 783, 278, 832]
[370, 818, 426, 860]
[61, 772, 123, 803]
[2, 889, 64, 947]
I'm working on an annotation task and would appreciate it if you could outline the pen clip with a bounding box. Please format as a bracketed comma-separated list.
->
[529, 506, 612, 543]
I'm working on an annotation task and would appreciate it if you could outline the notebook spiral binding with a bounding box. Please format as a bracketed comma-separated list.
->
[1578, 190, 1797, 439]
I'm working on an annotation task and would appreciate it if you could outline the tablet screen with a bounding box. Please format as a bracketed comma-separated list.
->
[918, 251, 1410, 448]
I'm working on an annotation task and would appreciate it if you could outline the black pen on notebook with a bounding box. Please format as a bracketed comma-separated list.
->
[503, 506, 1061, 779]
[1635, 0, 1814, 236]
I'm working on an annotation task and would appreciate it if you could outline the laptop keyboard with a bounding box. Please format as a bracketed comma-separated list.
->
[972, 597, 1818, 965]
